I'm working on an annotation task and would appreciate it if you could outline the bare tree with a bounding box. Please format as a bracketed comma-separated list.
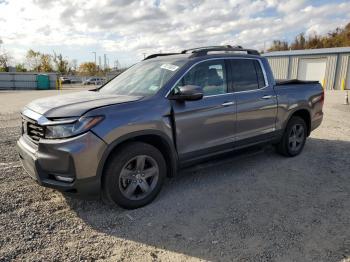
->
[26, 49, 41, 71]
[267, 40, 289, 52]
[0, 51, 11, 72]
[40, 54, 53, 72]
[267, 22, 350, 51]
[53, 52, 70, 74]
[25, 49, 54, 72]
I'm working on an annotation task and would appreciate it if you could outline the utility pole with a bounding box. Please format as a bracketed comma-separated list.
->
[114, 60, 120, 70]
[98, 56, 102, 69]
[72, 59, 77, 71]
[92, 51, 96, 65]
[92, 51, 97, 78]
[103, 54, 107, 70]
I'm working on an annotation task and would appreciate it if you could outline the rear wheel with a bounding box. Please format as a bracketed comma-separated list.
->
[103, 142, 166, 209]
[277, 116, 307, 157]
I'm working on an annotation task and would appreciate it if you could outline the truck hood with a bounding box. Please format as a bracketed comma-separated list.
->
[25, 90, 142, 118]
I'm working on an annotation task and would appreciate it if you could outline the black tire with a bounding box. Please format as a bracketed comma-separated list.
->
[277, 116, 307, 157]
[102, 142, 166, 209]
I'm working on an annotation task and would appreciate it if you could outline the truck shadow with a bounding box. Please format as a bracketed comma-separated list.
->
[65, 137, 350, 261]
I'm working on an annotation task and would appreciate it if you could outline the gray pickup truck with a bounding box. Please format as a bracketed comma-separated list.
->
[17, 46, 324, 209]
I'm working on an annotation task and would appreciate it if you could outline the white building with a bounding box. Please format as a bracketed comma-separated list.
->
[263, 47, 350, 90]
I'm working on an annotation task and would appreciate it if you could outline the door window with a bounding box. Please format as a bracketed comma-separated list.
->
[231, 59, 266, 92]
[175, 60, 227, 96]
[254, 60, 266, 88]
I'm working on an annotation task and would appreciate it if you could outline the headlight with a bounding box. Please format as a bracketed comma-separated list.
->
[45, 116, 104, 139]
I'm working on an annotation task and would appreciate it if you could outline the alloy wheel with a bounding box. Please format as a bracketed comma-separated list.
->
[288, 124, 305, 152]
[118, 155, 159, 201]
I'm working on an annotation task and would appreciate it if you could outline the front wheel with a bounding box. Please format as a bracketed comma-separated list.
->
[277, 116, 307, 157]
[103, 142, 166, 209]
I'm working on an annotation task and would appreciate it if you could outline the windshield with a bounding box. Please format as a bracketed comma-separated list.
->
[99, 58, 186, 96]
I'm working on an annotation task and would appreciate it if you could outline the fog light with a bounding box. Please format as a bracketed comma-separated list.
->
[55, 175, 74, 183]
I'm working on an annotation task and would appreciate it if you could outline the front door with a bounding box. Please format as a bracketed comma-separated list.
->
[170, 59, 236, 161]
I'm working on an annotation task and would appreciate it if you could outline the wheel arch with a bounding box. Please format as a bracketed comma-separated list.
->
[97, 130, 178, 185]
[285, 108, 311, 136]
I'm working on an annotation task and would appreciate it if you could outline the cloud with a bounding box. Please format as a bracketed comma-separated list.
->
[276, 0, 305, 13]
[0, 0, 349, 64]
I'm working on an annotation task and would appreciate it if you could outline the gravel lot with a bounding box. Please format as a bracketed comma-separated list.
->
[0, 90, 349, 261]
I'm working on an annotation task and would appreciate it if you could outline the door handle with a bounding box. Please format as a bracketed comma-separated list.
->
[221, 101, 235, 106]
[261, 95, 274, 99]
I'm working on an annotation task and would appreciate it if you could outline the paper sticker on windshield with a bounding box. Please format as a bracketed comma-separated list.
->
[161, 64, 179, 71]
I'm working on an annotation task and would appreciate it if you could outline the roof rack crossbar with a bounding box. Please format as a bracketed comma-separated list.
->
[181, 45, 236, 54]
[187, 46, 260, 57]
[143, 53, 180, 60]
[143, 46, 259, 60]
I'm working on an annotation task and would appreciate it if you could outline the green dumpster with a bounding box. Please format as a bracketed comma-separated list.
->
[37, 74, 50, 90]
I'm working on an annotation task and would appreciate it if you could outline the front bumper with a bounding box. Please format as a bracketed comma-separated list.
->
[17, 131, 107, 198]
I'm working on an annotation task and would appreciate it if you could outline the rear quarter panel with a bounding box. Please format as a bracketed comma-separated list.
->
[274, 83, 324, 132]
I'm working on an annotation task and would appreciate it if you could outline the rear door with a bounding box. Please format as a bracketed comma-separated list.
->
[171, 59, 236, 160]
[230, 59, 277, 144]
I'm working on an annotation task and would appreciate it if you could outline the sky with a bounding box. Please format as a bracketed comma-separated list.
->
[0, 0, 349, 68]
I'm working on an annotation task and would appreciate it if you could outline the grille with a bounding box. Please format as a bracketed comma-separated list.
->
[22, 117, 45, 143]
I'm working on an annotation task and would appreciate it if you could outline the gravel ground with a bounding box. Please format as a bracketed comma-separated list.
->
[0, 90, 349, 261]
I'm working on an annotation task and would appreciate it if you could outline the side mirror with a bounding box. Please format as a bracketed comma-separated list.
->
[169, 85, 204, 101]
